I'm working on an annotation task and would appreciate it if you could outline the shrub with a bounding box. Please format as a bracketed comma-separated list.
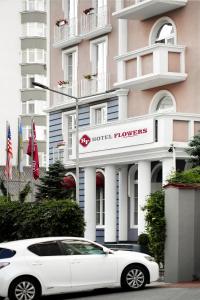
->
[0, 200, 85, 242]
[143, 190, 166, 266]
[167, 166, 200, 184]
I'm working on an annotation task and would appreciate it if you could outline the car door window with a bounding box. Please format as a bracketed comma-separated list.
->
[60, 240, 105, 255]
[28, 241, 62, 256]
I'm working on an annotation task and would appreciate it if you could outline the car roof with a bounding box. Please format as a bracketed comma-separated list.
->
[0, 237, 87, 250]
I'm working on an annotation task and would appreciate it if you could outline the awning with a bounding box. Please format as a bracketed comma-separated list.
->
[63, 175, 76, 189]
[96, 172, 104, 188]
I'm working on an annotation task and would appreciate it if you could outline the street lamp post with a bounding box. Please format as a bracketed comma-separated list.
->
[32, 81, 80, 204]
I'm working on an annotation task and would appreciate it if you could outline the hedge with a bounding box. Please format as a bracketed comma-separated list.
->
[0, 199, 85, 242]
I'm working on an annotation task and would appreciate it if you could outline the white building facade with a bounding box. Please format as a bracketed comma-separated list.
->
[48, 0, 200, 243]
[0, 0, 48, 170]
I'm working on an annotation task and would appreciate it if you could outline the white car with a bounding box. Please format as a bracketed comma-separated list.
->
[0, 237, 159, 300]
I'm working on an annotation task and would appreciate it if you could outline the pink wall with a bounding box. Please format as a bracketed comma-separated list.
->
[127, 1, 200, 117]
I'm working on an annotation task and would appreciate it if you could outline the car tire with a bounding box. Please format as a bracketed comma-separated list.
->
[8, 276, 41, 300]
[121, 264, 147, 290]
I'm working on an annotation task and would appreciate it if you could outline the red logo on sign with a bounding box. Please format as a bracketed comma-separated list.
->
[80, 134, 91, 147]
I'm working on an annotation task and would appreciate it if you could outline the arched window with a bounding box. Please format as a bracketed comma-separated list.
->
[156, 95, 173, 112]
[149, 17, 176, 45]
[149, 90, 176, 113]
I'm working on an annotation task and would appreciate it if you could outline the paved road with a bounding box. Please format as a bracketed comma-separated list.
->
[45, 283, 200, 300]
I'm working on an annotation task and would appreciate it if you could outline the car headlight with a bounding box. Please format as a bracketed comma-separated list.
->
[144, 255, 155, 262]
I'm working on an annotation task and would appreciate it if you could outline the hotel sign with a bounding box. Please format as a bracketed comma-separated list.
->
[79, 119, 154, 153]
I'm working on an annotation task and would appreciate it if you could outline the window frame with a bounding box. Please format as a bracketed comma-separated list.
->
[90, 36, 108, 93]
[62, 47, 78, 96]
[90, 103, 107, 126]
[149, 17, 177, 46]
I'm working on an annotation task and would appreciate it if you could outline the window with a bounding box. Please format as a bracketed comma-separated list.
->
[22, 23, 46, 37]
[0, 248, 16, 259]
[21, 49, 46, 64]
[96, 187, 105, 226]
[28, 241, 62, 256]
[156, 95, 173, 112]
[60, 240, 105, 255]
[149, 90, 176, 113]
[90, 37, 107, 93]
[150, 18, 176, 45]
[22, 100, 46, 115]
[53, 147, 64, 163]
[23, 126, 46, 140]
[62, 48, 77, 96]
[22, 74, 46, 89]
[155, 23, 174, 44]
[90, 104, 107, 125]
[63, 112, 76, 157]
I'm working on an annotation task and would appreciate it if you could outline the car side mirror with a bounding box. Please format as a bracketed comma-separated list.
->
[103, 247, 111, 255]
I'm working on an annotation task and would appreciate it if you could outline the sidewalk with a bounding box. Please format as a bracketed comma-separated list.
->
[151, 281, 200, 289]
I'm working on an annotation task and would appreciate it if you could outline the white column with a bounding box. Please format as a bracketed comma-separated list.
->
[105, 165, 117, 242]
[84, 167, 96, 241]
[138, 161, 151, 235]
[119, 166, 128, 241]
[162, 158, 174, 186]
[115, 89, 129, 121]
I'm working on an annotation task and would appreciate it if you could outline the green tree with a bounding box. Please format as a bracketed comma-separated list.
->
[143, 190, 166, 266]
[35, 161, 74, 201]
[186, 133, 200, 167]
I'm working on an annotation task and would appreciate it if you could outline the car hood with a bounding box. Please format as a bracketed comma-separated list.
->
[113, 250, 148, 259]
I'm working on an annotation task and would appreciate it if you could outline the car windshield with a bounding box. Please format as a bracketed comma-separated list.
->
[0, 247, 16, 259]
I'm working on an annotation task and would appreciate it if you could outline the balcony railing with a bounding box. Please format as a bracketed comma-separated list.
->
[22, 0, 46, 12]
[53, 18, 82, 48]
[51, 84, 77, 107]
[80, 5, 112, 39]
[21, 49, 46, 64]
[114, 44, 187, 90]
[113, 0, 187, 20]
[80, 73, 110, 97]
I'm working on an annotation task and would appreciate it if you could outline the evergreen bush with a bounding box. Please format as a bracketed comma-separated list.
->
[143, 190, 166, 266]
[0, 199, 85, 242]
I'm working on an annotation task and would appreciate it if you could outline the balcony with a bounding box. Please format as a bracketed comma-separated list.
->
[113, 0, 187, 20]
[80, 73, 110, 97]
[53, 18, 82, 49]
[114, 44, 187, 91]
[80, 5, 112, 40]
[22, 0, 46, 12]
[51, 84, 77, 108]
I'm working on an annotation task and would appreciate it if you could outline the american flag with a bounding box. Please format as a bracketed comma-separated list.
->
[5, 122, 13, 180]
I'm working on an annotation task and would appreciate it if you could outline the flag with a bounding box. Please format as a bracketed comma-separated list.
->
[17, 118, 24, 173]
[4, 122, 13, 180]
[27, 120, 39, 180]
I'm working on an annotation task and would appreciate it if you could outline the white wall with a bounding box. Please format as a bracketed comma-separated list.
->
[0, 0, 21, 165]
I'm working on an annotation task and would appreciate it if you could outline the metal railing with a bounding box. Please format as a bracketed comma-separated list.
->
[80, 73, 110, 97]
[54, 18, 78, 44]
[81, 5, 110, 35]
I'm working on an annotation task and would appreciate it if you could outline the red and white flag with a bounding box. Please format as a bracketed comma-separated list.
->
[27, 120, 39, 180]
[4, 122, 13, 180]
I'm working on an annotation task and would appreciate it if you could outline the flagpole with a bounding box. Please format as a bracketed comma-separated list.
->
[5, 121, 9, 201]
[31, 117, 34, 201]
[18, 118, 21, 201]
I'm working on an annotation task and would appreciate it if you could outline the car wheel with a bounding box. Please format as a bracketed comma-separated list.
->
[121, 264, 147, 290]
[8, 276, 41, 300]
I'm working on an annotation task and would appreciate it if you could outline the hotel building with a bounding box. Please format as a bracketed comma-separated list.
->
[48, 0, 198, 243]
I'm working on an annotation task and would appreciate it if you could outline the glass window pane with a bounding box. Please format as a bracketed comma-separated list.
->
[155, 23, 174, 45]
[156, 96, 173, 112]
